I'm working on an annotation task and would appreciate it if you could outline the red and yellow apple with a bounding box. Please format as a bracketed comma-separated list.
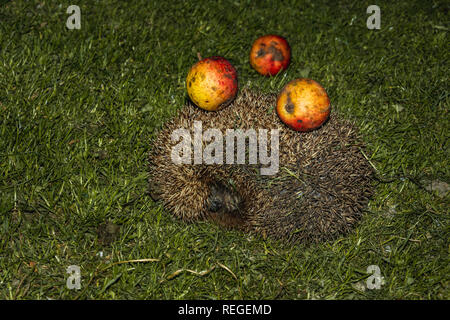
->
[276, 78, 331, 132]
[186, 56, 238, 111]
[249, 35, 291, 76]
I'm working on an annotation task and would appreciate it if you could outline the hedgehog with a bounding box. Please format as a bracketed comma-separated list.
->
[148, 88, 373, 243]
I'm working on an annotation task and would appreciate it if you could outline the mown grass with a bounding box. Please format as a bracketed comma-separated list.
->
[0, 0, 448, 299]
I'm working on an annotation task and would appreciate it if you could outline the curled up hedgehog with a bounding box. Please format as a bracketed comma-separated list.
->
[148, 89, 373, 244]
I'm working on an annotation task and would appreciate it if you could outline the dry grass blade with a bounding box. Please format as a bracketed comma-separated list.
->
[217, 262, 237, 280]
[165, 265, 216, 280]
[106, 258, 160, 268]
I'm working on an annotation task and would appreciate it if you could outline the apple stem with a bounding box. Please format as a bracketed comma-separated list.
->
[197, 52, 202, 61]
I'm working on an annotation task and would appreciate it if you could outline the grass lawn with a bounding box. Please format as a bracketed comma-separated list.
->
[0, 0, 448, 299]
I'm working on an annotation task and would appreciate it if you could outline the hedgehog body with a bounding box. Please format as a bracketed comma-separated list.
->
[148, 89, 373, 243]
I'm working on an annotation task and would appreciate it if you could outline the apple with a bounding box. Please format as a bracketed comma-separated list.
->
[186, 56, 238, 111]
[249, 34, 291, 76]
[276, 78, 331, 131]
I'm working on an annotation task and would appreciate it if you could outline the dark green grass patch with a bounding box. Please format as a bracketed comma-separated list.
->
[0, 0, 448, 299]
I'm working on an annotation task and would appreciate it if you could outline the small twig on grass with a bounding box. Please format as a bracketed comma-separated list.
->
[274, 278, 285, 299]
[13, 274, 29, 299]
[360, 149, 378, 173]
[160, 262, 242, 298]
[161, 262, 239, 283]
[164, 265, 216, 281]
[374, 173, 435, 195]
[106, 258, 160, 268]
[397, 236, 421, 243]
[360, 149, 440, 196]
[217, 262, 237, 280]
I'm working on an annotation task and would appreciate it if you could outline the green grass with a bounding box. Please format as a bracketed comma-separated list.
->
[0, 0, 448, 299]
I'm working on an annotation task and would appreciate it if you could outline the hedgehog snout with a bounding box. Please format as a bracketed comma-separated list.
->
[207, 182, 243, 214]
